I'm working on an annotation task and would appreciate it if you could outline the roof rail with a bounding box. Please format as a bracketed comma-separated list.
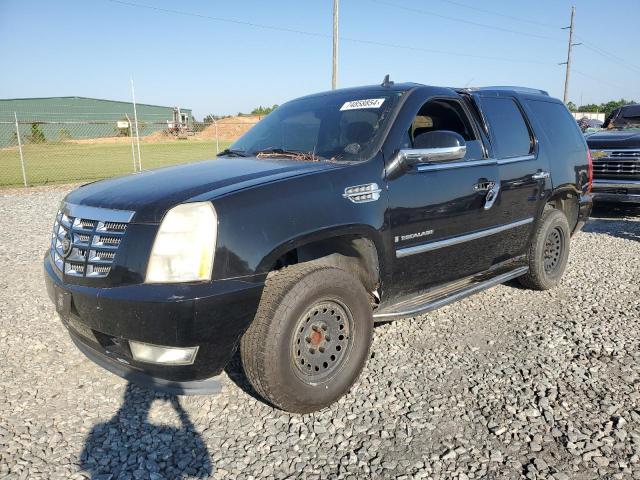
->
[474, 86, 549, 96]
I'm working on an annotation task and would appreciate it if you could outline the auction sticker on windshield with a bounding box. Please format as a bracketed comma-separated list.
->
[340, 98, 386, 111]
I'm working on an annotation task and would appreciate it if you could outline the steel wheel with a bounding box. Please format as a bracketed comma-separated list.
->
[543, 226, 564, 273]
[291, 299, 354, 382]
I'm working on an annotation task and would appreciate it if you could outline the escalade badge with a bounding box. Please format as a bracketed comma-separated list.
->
[61, 233, 73, 258]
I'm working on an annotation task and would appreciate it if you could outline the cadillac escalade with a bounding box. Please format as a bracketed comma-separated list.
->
[44, 79, 592, 413]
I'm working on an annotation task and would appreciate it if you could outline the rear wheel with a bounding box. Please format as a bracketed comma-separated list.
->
[240, 263, 373, 413]
[518, 208, 571, 290]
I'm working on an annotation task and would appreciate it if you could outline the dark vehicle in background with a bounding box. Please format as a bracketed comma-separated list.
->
[44, 80, 592, 413]
[586, 104, 640, 204]
[577, 117, 603, 133]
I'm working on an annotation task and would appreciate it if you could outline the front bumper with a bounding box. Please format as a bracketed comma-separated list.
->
[44, 254, 264, 393]
[592, 179, 640, 204]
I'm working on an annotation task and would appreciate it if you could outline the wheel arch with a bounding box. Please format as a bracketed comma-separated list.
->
[544, 185, 581, 233]
[256, 225, 384, 293]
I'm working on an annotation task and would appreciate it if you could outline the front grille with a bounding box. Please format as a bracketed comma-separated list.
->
[592, 150, 640, 180]
[50, 208, 130, 279]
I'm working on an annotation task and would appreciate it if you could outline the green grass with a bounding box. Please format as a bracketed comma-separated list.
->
[0, 139, 232, 187]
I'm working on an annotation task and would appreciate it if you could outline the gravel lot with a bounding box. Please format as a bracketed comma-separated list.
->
[0, 187, 639, 480]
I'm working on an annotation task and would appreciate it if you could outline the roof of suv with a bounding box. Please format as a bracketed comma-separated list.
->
[295, 82, 551, 103]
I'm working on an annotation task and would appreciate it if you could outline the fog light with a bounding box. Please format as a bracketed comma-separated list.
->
[129, 341, 198, 365]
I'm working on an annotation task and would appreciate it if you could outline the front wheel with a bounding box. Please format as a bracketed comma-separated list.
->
[518, 208, 571, 290]
[240, 263, 373, 413]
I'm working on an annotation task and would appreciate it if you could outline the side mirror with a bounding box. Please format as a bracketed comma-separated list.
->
[387, 130, 467, 179]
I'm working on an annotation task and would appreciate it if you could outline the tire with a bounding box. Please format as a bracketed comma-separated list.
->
[240, 263, 373, 413]
[518, 208, 571, 290]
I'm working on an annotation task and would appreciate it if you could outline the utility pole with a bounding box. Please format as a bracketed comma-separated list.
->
[560, 6, 581, 104]
[332, 0, 339, 90]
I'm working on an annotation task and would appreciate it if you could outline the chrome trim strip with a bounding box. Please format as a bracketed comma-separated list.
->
[396, 217, 534, 258]
[591, 149, 640, 155]
[374, 266, 529, 319]
[416, 158, 497, 172]
[61, 202, 135, 223]
[592, 179, 640, 189]
[497, 154, 535, 165]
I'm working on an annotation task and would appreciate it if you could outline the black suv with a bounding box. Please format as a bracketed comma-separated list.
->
[586, 104, 640, 203]
[44, 80, 592, 413]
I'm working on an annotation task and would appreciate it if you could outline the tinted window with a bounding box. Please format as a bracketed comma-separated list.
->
[230, 91, 404, 161]
[480, 97, 532, 158]
[527, 100, 584, 151]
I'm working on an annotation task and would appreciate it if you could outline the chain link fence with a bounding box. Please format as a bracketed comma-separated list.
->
[0, 116, 259, 187]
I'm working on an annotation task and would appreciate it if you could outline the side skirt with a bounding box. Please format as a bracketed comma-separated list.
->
[373, 266, 528, 321]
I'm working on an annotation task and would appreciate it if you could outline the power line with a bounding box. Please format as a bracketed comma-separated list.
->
[573, 69, 627, 92]
[433, 0, 640, 75]
[103, 0, 555, 66]
[367, 0, 564, 42]
[105, 0, 328, 39]
[574, 36, 640, 75]
[433, 0, 562, 30]
[339, 36, 553, 65]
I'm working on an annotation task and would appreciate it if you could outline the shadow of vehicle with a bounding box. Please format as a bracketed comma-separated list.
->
[80, 382, 212, 479]
[584, 203, 640, 242]
[223, 351, 270, 405]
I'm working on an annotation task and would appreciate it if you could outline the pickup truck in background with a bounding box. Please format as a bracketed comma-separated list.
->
[586, 104, 640, 204]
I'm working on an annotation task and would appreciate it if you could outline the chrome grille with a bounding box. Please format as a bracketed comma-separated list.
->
[592, 150, 640, 180]
[50, 204, 133, 279]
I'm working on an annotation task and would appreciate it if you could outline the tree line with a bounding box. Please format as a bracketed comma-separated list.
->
[566, 99, 637, 117]
[200, 105, 279, 123]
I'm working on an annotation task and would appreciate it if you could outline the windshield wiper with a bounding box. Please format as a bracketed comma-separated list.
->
[254, 148, 322, 161]
[217, 148, 248, 157]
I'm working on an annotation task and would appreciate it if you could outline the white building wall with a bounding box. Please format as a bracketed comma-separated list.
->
[571, 112, 606, 121]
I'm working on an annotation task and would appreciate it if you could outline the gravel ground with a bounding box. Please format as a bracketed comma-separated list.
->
[0, 188, 639, 480]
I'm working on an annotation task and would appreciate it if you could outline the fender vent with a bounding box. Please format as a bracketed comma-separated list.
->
[342, 183, 381, 203]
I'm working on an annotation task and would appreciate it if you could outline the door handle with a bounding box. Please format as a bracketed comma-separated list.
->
[483, 182, 500, 210]
[532, 171, 550, 180]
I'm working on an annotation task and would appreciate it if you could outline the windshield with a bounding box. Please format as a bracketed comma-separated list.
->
[228, 90, 405, 161]
[604, 105, 640, 130]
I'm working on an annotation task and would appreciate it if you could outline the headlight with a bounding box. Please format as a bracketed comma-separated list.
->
[145, 202, 217, 283]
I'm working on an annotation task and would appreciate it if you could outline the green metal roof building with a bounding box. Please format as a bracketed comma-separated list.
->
[0, 97, 192, 146]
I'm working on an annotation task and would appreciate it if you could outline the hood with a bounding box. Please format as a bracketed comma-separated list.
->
[64, 157, 338, 223]
[586, 130, 640, 149]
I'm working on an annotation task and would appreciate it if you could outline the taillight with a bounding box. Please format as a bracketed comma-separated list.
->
[586, 148, 593, 193]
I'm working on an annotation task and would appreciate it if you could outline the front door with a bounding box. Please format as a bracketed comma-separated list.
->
[385, 92, 502, 299]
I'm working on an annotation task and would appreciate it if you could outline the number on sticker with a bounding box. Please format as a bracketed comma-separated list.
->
[340, 98, 386, 111]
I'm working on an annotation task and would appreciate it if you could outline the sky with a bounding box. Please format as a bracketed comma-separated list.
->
[1, 0, 639, 118]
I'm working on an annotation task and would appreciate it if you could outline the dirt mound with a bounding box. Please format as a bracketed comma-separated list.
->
[196, 115, 261, 141]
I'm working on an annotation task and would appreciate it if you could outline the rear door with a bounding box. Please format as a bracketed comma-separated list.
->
[474, 92, 551, 259]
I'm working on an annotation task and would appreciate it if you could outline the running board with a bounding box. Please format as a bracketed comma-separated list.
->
[373, 266, 529, 320]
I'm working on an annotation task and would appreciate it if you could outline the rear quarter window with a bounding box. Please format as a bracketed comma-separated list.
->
[526, 100, 584, 152]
